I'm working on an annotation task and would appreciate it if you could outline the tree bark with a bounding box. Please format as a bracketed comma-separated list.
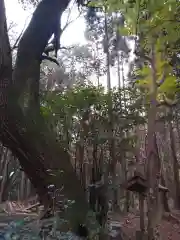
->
[0, 149, 9, 202]
[169, 117, 180, 209]
[0, 0, 12, 112]
[146, 43, 161, 240]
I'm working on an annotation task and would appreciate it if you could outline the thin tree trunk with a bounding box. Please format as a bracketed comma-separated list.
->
[79, 143, 85, 188]
[26, 179, 31, 199]
[169, 117, 180, 209]
[0, 144, 4, 161]
[147, 43, 160, 240]
[104, 9, 111, 90]
[121, 53, 126, 109]
[79, 111, 90, 190]
[0, 149, 9, 202]
[104, 9, 118, 211]
[5, 167, 20, 202]
[117, 53, 121, 88]
[161, 174, 170, 212]
[20, 171, 25, 201]
[139, 194, 145, 236]
[174, 109, 180, 146]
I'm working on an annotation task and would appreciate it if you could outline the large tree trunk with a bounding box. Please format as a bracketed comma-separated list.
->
[0, 0, 89, 233]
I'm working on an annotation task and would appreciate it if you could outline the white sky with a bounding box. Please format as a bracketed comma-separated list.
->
[4, 0, 128, 88]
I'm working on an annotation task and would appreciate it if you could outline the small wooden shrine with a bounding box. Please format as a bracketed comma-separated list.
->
[158, 184, 168, 193]
[126, 172, 148, 194]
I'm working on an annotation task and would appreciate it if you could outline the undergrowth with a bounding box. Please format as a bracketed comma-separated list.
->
[0, 211, 100, 239]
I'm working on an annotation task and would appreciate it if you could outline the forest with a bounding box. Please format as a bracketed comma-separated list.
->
[0, 0, 180, 239]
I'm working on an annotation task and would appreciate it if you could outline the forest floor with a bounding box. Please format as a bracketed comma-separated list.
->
[111, 210, 180, 239]
[0, 201, 180, 239]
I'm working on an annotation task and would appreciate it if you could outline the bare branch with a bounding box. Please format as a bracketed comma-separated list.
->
[7, 21, 17, 32]
[61, 8, 82, 35]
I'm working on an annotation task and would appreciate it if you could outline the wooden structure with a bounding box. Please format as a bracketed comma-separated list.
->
[125, 172, 148, 240]
[126, 173, 148, 194]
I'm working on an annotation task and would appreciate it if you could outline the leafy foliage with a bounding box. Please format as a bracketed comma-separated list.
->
[103, 0, 180, 102]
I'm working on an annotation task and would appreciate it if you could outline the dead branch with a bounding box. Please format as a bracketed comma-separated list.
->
[7, 21, 17, 32]
[24, 202, 40, 211]
[62, 5, 82, 34]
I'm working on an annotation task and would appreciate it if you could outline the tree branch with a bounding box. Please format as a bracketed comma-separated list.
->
[41, 54, 59, 65]
[157, 70, 166, 87]
[134, 49, 152, 63]
[157, 94, 178, 107]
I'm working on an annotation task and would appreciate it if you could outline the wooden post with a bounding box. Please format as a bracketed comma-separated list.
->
[139, 194, 145, 233]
